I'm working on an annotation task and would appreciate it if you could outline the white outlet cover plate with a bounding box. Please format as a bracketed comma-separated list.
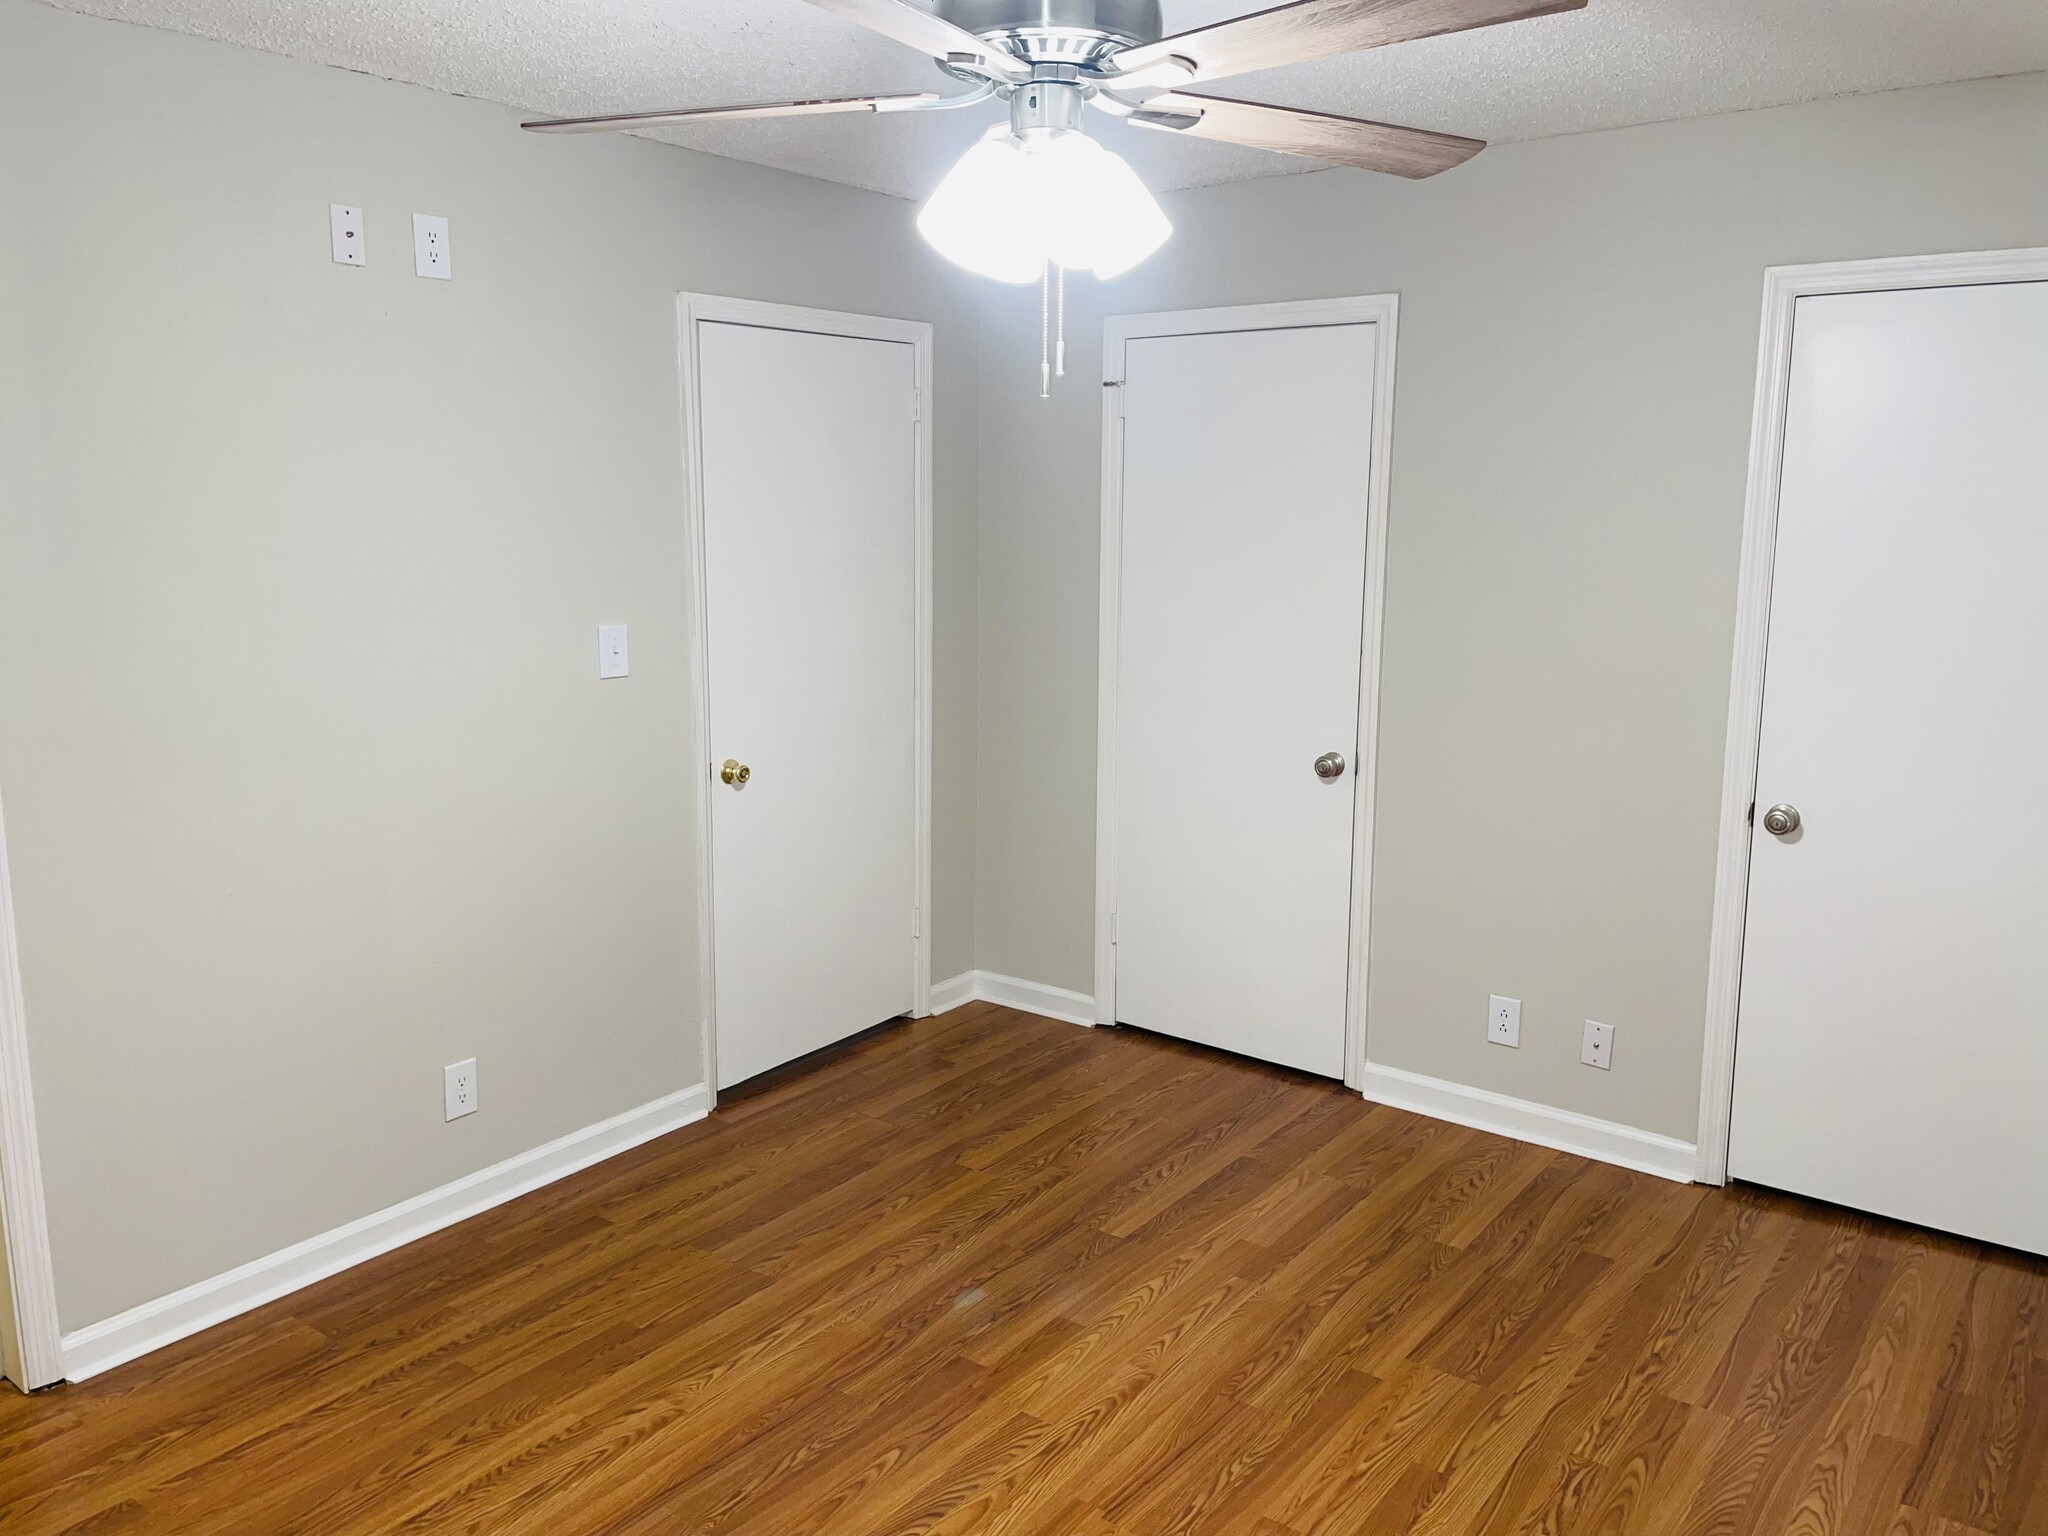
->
[413, 213, 452, 280]
[598, 623, 629, 679]
[444, 1057, 477, 1120]
[330, 203, 365, 266]
[1582, 1020, 1615, 1070]
[1488, 994, 1521, 1048]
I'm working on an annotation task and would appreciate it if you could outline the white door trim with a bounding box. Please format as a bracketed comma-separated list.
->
[1094, 295, 1399, 1089]
[0, 788, 64, 1390]
[1697, 246, 2048, 1185]
[675, 294, 935, 1106]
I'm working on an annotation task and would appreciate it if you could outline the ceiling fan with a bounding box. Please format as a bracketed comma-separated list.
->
[524, 0, 1584, 379]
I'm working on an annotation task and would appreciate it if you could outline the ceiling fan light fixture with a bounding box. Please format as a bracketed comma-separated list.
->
[916, 122, 1172, 283]
[523, 0, 1553, 391]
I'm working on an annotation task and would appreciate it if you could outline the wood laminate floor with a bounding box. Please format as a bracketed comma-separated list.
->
[2, 1004, 2044, 1534]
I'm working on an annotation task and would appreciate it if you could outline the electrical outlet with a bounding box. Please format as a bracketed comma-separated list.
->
[1487, 994, 1520, 1048]
[330, 203, 365, 266]
[1582, 1020, 1614, 1071]
[444, 1057, 477, 1120]
[413, 213, 452, 280]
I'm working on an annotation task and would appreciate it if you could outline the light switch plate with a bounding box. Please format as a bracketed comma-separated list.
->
[1582, 1020, 1615, 1071]
[444, 1058, 477, 1120]
[1487, 994, 1520, 1048]
[413, 213, 451, 279]
[330, 204, 365, 266]
[598, 624, 629, 679]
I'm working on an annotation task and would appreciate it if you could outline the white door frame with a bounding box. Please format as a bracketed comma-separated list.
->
[1696, 246, 2048, 1185]
[1094, 295, 1399, 1090]
[0, 788, 64, 1390]
[674, 294, 935, 1107]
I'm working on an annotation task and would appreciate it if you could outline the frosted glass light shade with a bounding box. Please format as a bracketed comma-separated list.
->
[1034, 131, 1172, 280]
[915, 130, 1046, 284]
[916, 125, 1172, 283]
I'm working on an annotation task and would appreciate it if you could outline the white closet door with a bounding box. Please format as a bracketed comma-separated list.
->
[1730, 280, 2048, 1254]
[1111, 323, 1376, 1078]
[698, 321, 917, 1090]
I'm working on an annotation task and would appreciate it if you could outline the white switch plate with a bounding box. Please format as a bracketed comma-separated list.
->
[1582, 1020, 1615, 1071]
[413, 213, 451, 280]
[597, 624, 629, 679]
[330, 204, 365, 266]
[1487, 994, 1521, 1048]
[444, 1058, 477, 1120]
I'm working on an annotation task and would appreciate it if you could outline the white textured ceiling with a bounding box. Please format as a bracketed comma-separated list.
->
[46, 0, 2048, 197]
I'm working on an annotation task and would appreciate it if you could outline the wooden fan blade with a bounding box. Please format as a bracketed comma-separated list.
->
[522, 93, 942, 133]
[1132, 91, 1483, 178]
[1111, 0, 1586, 84]
[801, 0, 1031, 80]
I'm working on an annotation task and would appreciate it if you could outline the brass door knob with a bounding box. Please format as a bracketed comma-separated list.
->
[720, 759, 751, 786]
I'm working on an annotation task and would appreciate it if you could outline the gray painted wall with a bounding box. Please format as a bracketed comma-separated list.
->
[973, 70, 2048, 1141]
[0, 0, 981, 1330]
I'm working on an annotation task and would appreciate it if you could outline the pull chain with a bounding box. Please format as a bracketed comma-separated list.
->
[1037, 266, 1070, 399]
[1055, 265, 1066, 379]
[1040, 265, 1051, 399]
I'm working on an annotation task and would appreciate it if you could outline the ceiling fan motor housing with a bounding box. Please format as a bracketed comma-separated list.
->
[1011, 72, 1089, 135]
[936, 0, 1164, 63]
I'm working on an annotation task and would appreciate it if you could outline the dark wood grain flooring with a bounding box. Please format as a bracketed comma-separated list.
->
[2, 1003, 2043, 1534]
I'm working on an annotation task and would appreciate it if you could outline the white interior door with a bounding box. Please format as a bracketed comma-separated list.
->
[697, 319, 918, 1090]
[0, 1200, 19, 1387]
[1110, 322, 1377, 1078]
[1730, 280, 2048, 1255]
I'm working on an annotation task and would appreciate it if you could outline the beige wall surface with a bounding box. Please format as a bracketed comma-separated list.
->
[974, 70, 2048, 1141]
[0, 0, 980, 1330]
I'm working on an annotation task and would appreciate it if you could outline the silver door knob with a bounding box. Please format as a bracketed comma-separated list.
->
[1761, 802, 1800, 836]
[1314, 752, 1346, 781]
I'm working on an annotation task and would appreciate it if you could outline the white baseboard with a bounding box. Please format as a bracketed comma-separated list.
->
[927, 970, 978, 1015]
[60, 1082, 711, 1383]
[976, 972, 1095, 1027]
[928, 970, 1095, 1029]
[1361, 1063, 1698, 1183]
[922, 989, 1687, 1179]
